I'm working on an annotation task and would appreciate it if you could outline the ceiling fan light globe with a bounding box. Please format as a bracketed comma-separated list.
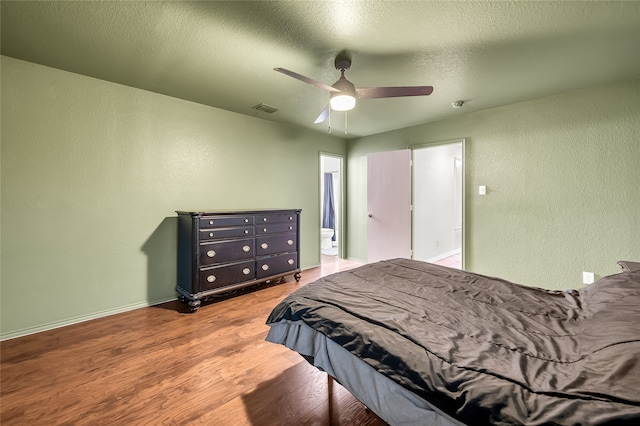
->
[330, 94, 356, 111]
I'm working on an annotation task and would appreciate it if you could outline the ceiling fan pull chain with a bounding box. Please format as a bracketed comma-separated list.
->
[328, 108, 332, 133]
[345, 111, 348, 135]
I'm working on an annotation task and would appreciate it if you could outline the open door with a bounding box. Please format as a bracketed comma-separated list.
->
[367, 149, 412, 263]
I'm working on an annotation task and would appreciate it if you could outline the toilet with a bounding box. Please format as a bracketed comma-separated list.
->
[321, 228, 334, 250]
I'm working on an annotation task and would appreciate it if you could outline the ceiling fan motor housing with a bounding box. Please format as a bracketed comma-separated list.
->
[332, 74, 356, 94]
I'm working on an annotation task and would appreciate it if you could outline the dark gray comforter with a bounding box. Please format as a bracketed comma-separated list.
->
[266, 258, 640, 425]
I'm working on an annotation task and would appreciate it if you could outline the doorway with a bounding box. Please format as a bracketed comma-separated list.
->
[364, 141, 465, 269]
[412, 140, 464, 269]
[320, 153, 344, 264]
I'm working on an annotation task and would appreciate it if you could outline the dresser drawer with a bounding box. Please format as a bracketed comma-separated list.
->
[256, 252, 298, 279]
[255, 233, 296, 256]
[199, 226, 253, 241]
[199, 238, 254, 265]
[255, 213, 297, 225]
[255, 222, 297, 235]
[199, 215, 253, 228]
[199, 260, 255, 291]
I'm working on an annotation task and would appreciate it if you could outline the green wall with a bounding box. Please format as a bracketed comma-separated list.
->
[1, 56, 346, 339]
[348, 78, 640, 289]
[3, 54, 639, 339]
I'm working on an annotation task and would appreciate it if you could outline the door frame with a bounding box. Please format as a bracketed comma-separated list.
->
[410, 138, 466, 270]
[319, 152, 345, 261]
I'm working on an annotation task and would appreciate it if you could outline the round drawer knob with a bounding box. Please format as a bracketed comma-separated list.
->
[244, 230, 249, 234]
[206, 250, 216, 258]
[287, 240, 293, 245]
[263, 228, 267, 232]
[209, 232, 214, 237]
[262, 264, 269, 271]
[288, 226, 293, 230]
[263, 218, 267, 222]
[289, 216, 293, 220]
[244, 219, 249, 223]
[288, 259, 294, 265]
[261, 243, 268, 249]
[206, 275, 216, 282]
[242, 245, 251, 252]
[242, 268, 251, 275]
[209, 220, 214, 225]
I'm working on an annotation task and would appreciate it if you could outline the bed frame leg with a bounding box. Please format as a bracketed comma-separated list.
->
[328, 374, 334, 425]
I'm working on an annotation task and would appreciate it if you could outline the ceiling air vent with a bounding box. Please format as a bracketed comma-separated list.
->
[252, 103, 278, 113]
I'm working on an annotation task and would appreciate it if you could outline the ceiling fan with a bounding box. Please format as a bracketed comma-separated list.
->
[274, 52, 433, 125]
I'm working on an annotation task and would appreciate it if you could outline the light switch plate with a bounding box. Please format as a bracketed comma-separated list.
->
[582, 271, 595, 284]
[479, 185, 487, 195]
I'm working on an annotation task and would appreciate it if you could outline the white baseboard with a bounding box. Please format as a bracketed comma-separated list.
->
[0, 297, 176, 341]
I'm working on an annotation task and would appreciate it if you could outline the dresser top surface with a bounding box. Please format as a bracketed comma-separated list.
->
[176, 209, 302, 217]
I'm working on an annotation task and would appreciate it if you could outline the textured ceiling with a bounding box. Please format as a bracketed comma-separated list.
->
[2, 1, 640, 138]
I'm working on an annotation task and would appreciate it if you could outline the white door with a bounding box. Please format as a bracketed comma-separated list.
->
[367, 149, 412, 263]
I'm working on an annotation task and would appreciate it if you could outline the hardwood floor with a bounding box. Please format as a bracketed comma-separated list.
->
[1, 259, 386, 425]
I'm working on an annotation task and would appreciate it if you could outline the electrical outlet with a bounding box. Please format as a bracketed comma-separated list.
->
[582, 272, 595, 285]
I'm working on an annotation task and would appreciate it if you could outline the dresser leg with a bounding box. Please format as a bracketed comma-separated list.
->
[294, 272, 302, 282]
[188, 299, 201, 312]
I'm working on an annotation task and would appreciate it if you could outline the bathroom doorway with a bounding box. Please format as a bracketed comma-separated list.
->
[320, 153, 344, 264]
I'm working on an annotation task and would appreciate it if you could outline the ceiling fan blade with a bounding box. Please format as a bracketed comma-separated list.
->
[274, 68, 341, 93]
[356, 86, 434, 99]
[314, 105, 330, 124]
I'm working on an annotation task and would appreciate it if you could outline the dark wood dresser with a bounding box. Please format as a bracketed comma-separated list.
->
[176, 209, 302, 312]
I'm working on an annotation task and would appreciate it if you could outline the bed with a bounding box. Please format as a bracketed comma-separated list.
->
[265, 258, 640, 425]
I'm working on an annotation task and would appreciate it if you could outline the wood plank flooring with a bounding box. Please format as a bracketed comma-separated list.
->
[1, 259, 386, 425]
